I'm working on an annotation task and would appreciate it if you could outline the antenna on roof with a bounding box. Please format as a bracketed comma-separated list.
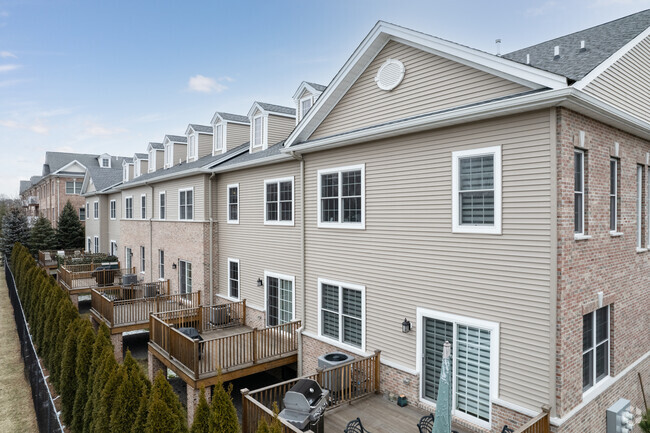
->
[495, 39, 502, 56]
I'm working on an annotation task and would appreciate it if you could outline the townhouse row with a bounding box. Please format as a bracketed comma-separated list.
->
[29, 10, 650, 433]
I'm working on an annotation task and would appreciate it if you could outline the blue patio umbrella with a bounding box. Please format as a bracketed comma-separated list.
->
[432, 341, 452, 433]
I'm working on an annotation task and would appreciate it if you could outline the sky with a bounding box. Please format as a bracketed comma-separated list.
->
[1, 0, 649, 197]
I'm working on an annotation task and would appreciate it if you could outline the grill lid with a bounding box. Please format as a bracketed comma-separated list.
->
[286, 379, 323, 405]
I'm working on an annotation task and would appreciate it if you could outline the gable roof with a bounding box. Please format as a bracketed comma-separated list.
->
[19, 180, 31, 194]
[248, 102, 296, 118]
[306, 82, 327, 92]
[211, 112, 250, 125]
[293, 81, 327, 100]
[148, 142, 164, 151]
[187, 124, 213, 134]
[164, 134, 187, 144]
[503, 9, 650, 82]
[134, 153, 148, 159]
[284, 20, 568, 147]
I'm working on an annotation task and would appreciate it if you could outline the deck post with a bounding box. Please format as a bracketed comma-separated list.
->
[241, 388, 250, 433]
[194, 339, 199, 379]
[111, 332, 123, 363]
[242, 299, 247, 326]
[374, 349, 381, 394]
[252, 328, 258, 363]
[316, 367, 323, 387]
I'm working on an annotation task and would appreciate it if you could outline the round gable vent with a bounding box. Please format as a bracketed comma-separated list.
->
[375, 59, 405, 91]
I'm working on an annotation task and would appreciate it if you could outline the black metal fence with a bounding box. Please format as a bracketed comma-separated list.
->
[4, 258, 64, 433]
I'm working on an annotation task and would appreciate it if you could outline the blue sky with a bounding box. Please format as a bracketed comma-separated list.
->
[1, 0, 649, 197]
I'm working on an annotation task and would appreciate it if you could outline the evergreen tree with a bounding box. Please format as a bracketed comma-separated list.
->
[60, 319, 84, 425]
[208, 377, 240, 433]
[0, 207, 29, 258]
[255, 402, 282, 433]
[50, 299, 78, 389]
[110, 351, 145, 432]
[29, 216, 57, 255]
[83, 329, 113, 433]
[95, 365, 126, 433]
[146, 371, 187, 433]
[88, 346, 118, 433]
[56, 200, 84, 249]
[131, 389, 150, 433]
[71, 326, 96, 432]
[189, 387, 211, 433]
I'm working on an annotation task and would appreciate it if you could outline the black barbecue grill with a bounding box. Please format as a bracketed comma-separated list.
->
[279, 378, 329, 432]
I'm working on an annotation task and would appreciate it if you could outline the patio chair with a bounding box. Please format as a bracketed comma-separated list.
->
[417, 413, 434, 433]
[501, 426, 515, 433]
[344, 418, 371, 433]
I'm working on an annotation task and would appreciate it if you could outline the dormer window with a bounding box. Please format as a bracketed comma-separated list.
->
[101, 158, 109, 168]
[165, 144, 172, 168]
[300, 97, 313, 120]
[253, 116, 263, 148]
[188, 134, 196, 160]
[134, 161, 140, 178]
[123, 165, 128, 182]
[214, 124, 223, 153]
[149, 150, 155, 172]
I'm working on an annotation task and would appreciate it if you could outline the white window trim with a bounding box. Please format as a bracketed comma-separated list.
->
[226, 258, 240, 301]
[317, 164, 366, 229]
[213, 122, 226, 155]
[140, 194, 147, 220]
[178, 187, 194, 221]
[227, 183, 239, 224]
[647, 167, 650, 248]
[148, 150, 155, 173]
[574, 149, 585, 237]
[87, 237, 91, 253]
[93, 201, 99, 220]
[110, 240, 117, 256]
[94, 236, 99, 254]
[415, 307, 500, 430]
[125, 247, 132, 270]
[637, 165, 643, 249]
[179, 259, 192, 294]
[164, 143, 173, 168]
[299, 96, 313, 121]
[109, 200, 116, 220]
[582, 306, 611, 397]
[159, 191, 166, 220]
[140, 246, 145, 274]
[125, 196, 133, 219]
[609, 158, 618, 234]
[317, 277, 366, 352]
[187, 133, 197, 162]
[158, 249, 165, 280]
[451, 146, 502, 235]
[264, 271, 297, 327]
[251, 114, 266, 150]
[264, 176, 295, 226]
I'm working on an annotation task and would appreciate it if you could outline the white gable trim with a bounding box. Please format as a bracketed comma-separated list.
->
[292, 81, 324, 101]
[53, 160, 88, 174]
[284, 21, 568, 147]
[573, 26, 650, 90]
[247, 102, 296, 120]
[210, 112, 250, 126]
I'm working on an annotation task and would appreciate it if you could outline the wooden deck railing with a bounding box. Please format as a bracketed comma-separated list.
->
[513, 408, 551, 433]
[58, 266, 133, 291]
[149, 309, 299, 380]
[241, 351, 381, 433]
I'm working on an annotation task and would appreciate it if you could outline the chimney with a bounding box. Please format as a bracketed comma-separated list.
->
[495, 39, 502, 56]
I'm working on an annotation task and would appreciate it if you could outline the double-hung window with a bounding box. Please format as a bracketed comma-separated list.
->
[93, 201, 99, 219]
[179, 189, 193, 220]
[159, 250, 164, 279]
[228, 259, 239, 300]
[110, 241, 117, 256]
[583, 306, 610, 392]
[452, 146, 501, 234]
[638, 166, 644, 249]
[110, 200, 116, 220]
[610, 159, 618, 233]
[65, 181, 82, 194]
[125, 197, 133, 219]
[125, 247, 132, 270]
[159, 192, 166, 220]
[179, 260, 192, 295]
[317, 165, 365, 228]
[79, 207, 86, 221]
[165, 144, 172, 168]
[227, 184, 239, 223]
[318, 279, 365, 350]
[140, 246, 145, 273]
[253, 116, 263, 148]
[94, 236, 99, 253]
[575, 150, 585, 235]
[188, 134, 196, 160]
[266, 272, 295, 326]
[141, 194, 146, 219]
[300, 97, 312, 120]
[265, 177, 293, 225]
[418, 309, 498, 428]
[214, 124, 223, 153]
[87, 238, 92, 253]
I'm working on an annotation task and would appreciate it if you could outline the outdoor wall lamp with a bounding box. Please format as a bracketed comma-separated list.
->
[257, 278, 263, 287]
[402, 318, 411, 333]
[172, 263, 177, 270]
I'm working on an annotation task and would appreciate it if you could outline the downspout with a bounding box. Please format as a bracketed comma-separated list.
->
[56, 177, 60, 226]
[290, 151, 305, 375]
[209, 173, 215, 309]
[147, 182, 154, 282]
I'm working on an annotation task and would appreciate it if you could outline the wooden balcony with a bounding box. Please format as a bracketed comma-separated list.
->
[148, 304, 300, 388]
[88, 281, 208, 334]
[58, 264, 133, 295]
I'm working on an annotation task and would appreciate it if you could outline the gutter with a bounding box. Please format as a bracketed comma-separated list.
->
[282, 88, 650, 155]
[210, 153, 292, 174]
[289, 150, 306, 375]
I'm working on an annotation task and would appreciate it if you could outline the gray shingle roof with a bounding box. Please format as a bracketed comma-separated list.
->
[503, 9, 650, 81]
[30, 175, 41, 185]
[306, 82, 327, 92]
[189, 124, 213, 133]
[149, 142, 164, 150]
[122, 157, 134, 164]
[216, 112, 250, 124]
[134, 153, 148, 159]
[165, 135, 187, 143]
[214, 141, 286, 170]
[19, 180, 31, 194]
[257, 102, 296, 116]
[87, 166, 124, 192]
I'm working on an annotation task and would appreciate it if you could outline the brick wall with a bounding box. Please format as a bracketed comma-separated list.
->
[555, 108, 650, 424]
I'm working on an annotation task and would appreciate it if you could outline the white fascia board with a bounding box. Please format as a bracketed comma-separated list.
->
[574, 26, 650, 90]
[292, 81, 323, 101]
[210, 112, 251, 126]
[210, 153, 292, 174]
[247, 102, 264, 119]
[117, 167, 210, 190]
[283, 88, 650, 155]
[284, 21, 568, 148]
[184, 124, 195, 136]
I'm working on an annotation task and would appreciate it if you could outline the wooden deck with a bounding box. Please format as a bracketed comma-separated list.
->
[324, 395, 471, 433]
[58, 264, 134, 295]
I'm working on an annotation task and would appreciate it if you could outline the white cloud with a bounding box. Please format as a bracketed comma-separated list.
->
[30, 124, 49, 135]
[0, 64, 20, 73]
[188, 74, 228, 93]
[218, 76, 234, 83]
[83, 123, 127, 136]
[0, 119, 48, 135]
[0, 51, 16, 58]
[592, 0, 650, 5]
[0, 119, 19, 128]
[525, 1, 558, 16]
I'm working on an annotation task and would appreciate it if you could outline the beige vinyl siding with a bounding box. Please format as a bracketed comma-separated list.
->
[311, 40, 530, 140]
[198, 132, 212, 158]
[226, 123, 250, 151]
[84, 196, 102, 250]
[216, 160, 302, 317]
[304, 110, 552, 411]
[86, 182, 96, 193]
[128, 165, 134, 180]
[140, 160, 148, 174]
[152, 174, 209, 221]
[154, 150, 164, 170]
[107, 192, 121, 256]
[584, 35, 650, 123]
[121, 186, 150, 220]
[173, 144, 187, 165]
[267, 114, 295, 146]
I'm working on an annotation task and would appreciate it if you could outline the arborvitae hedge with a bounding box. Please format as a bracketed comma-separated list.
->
[190, 387, 211, 433]
[147, 371, 188, 433]
[60, 319, 85, 425]
[209, 377, 240, 433]
[71, 326, 96, 433]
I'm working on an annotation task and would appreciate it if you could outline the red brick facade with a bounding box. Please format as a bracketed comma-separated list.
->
[21, 175, 86, 228]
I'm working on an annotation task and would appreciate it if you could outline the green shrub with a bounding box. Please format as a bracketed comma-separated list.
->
[71, 326, 96, 432]
[88, 346, 118, 433]
[640, 409, 650, 433]
[110, 352, 146, 432]
[190, 387, 211, 433]
[131, 389, 150, 433]
[146, 371, 187, 433]
[60, 319, 85, 425]
[94, 364, 126, 433]
[209, 376, 239, 433]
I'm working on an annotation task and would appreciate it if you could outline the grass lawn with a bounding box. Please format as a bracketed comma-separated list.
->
[0, 269, 38, 433]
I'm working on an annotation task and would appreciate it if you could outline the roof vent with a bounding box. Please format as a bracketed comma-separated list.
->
[375, 59, 405, 91]
[495, 39, 502, 56]
[580, 40, 586, 52]
[526, 53, 530, 65]
[554, 45, 560, 60]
